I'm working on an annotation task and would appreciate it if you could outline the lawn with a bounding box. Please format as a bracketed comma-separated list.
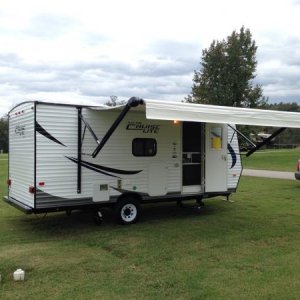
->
[0, 154, 300, 299]
[242, 148, 300, 171]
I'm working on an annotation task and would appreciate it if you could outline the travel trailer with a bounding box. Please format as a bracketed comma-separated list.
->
[4, 98, 300, 224]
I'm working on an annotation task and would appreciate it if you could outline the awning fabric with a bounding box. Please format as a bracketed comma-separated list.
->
[144, 100, 300, 128]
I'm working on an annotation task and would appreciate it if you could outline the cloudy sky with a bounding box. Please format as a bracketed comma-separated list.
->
[1, 0, 300, 116]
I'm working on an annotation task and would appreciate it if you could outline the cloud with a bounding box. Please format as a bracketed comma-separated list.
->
[1, 0, 300, 117]
[0, 50, 193, 110]
[0, 53, 21, 68]
[150, 40, 202, 59]
[254, 33, 300, 103]
[72, 57, 194, 99]
[25, 14, 80, 39]
[83, 32, 110, 46]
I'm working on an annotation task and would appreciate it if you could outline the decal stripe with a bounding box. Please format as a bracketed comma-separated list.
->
[110, 186, 148, 196]
[227, 143, 237, 169]
[36, 122, 66, 147]
[82, 160, 143, 175]
[66, 157, 120, 178]
[66, 156, 142, 175]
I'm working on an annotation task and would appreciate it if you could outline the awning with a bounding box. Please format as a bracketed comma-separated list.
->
[87, 98, 300, 158]
[144, 100, 300, 128]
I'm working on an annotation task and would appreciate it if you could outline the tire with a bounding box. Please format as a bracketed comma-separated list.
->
[65, 209, 72, 216]
[114, 198, 140, 225]
[93, 210, 103, 225]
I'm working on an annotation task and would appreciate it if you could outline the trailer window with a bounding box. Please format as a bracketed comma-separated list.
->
[132, 138, 157, 157]
[210, 126, 223, 150]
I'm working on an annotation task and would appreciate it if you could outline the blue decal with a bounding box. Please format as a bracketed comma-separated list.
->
[227, 144, 237, 169]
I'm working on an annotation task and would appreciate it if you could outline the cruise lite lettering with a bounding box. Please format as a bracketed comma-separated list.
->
[126, 122, 160, 134]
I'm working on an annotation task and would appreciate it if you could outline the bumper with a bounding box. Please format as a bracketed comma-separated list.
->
[3, 196, 33, 214]
[295, 172, 300, 180]
[3, 195, 109, 214]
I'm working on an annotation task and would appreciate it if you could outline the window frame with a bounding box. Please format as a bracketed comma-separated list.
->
[132, 138, 157, 157]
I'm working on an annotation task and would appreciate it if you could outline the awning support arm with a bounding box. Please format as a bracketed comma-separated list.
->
[227, 124, 256, 148]
[246, 127, 286, 157]
[77, 107, 82, 194]
[92, 97, 144, 158]
[80, 114, 100, 144]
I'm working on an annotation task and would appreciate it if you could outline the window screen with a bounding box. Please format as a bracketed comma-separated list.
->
[132, 138, 157, 157]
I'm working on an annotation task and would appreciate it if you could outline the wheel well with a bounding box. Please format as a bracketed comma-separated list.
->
[117, 192, 142, 203]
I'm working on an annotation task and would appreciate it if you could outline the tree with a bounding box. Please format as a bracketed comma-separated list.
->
[187, 26, 267, 108]
[104, 96, 126, 107]
[238, 102, 300, 149]
[266, 102, 300, 112]
[262, 102, 300, 146]
[0, 117, 8, 153]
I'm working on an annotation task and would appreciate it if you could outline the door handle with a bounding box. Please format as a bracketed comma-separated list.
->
[222, 155, 227, 161]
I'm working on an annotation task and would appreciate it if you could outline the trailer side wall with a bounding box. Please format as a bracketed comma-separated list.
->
[8, 102, 35, 208]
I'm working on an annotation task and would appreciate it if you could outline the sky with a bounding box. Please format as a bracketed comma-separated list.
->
[1, 0, 300, 116]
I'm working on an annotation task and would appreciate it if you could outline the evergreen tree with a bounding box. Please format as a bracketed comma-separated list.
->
[188, 26, 267, 108]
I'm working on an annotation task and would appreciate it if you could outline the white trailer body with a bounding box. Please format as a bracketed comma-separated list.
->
[5, 100, 242, 214]
[5, 99, 300, 222]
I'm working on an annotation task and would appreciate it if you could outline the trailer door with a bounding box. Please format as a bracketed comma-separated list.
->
[182, 122, 203, 194]
[205, 123, 227, 192]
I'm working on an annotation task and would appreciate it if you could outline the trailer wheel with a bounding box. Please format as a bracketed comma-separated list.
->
[66, 209, 72, 216]
[93, 210, 103, 225]
[115, 198, 140, 225]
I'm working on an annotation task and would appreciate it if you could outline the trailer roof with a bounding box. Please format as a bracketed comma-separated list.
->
[141, 100, 300, 128]
[10, 100, 300, 128]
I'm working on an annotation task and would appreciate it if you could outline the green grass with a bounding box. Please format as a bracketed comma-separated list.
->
[0, 155, 300, 299]
[242, 148, 300, 171]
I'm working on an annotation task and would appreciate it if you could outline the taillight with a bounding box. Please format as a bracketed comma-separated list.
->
[29, 186, 35, 194]
[7, 179, 11, 186]
[297, 160, 300, 172]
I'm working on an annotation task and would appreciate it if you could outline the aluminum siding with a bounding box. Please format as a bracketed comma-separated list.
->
[8, 102, 35, 208]
[35, 104, 182, 209]
[227, 124, 242, 190]
[36, 104, 80, 208]
[81, 109, 182, 196]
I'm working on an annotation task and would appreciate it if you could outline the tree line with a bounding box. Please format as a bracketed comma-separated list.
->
[254, 102, 300, 146]
[0, 117, 8, 153]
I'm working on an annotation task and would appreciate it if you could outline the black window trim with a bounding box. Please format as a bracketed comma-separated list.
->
[132, 138, 157, 157]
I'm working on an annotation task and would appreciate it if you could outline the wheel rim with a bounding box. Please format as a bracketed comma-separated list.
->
[121, 204, 137, 222]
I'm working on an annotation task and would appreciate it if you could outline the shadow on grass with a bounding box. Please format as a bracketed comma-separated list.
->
[10, 199, 225, 238]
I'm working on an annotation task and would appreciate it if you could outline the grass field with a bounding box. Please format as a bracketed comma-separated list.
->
[0, 154, 300, 299]
[242, 148, 300, 171]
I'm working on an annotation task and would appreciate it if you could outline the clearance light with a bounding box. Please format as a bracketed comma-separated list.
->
[7, 179, 11, 186]
[173, 120, 179, 125]
[38, 182, 45, 186]
[29, 186, 35, 194]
